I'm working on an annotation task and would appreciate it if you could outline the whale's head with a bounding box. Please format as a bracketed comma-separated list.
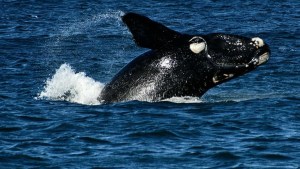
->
[202, 33, 270, 84]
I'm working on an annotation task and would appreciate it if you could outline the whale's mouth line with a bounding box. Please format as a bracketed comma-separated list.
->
[207, 52, 270, 70]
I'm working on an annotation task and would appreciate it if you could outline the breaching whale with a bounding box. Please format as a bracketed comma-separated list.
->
[99, 12, 270, 103]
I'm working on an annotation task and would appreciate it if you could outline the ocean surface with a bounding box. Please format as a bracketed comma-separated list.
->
[1, 0, 299, 168]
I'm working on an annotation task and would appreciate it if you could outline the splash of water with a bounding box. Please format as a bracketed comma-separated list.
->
[37, 64, 104, 105]
[59, 10, 125, 36]
[37, 64, 277, 105]
[162, 97, 203, 103]
[37, 64, 203, 105]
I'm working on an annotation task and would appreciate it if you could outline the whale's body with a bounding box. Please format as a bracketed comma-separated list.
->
[99, 13, 270, 103]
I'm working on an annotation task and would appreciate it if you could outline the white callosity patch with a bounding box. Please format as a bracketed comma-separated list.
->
[212, 74, 235, 84]
[250, 57, 259, 65]
[190, 42, 206, 54]
[234, 39, 243, 46]
[250, 37, 269, 65]
[251, 37, 265, 48]
[223, 74, 234, 78]
[212, 76, 219, 84]
[189, 36, 207, 54]
[37, 64, 104, 105]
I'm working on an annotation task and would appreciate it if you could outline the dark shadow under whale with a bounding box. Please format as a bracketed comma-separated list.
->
[99, 12, 270, 103]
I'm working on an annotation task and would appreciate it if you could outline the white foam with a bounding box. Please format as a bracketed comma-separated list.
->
[162, 96, 203, 103]
[37, 64, 104, 105]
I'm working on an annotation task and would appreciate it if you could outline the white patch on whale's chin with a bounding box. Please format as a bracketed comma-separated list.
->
[212, 74, 235, 84]
[258, 52, 270, 65]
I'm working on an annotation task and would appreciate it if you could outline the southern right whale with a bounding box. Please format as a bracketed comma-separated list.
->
[99, 12, 270, 103]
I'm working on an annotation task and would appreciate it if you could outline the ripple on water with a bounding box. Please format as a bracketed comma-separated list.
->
[78, 136, 112, 144]
[127, 129, 180, 139]
[259, 153, 293, 160]
[0, 126, 22, 132]
[212, 151, 241, 160]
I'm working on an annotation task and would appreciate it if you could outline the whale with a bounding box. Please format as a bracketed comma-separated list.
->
[98, 12, 270, 103]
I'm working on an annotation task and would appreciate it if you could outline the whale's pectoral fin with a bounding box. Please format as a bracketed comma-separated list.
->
[122, 12, 182, 49]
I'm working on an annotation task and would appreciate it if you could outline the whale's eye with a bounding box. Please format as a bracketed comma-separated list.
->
[189, 36, 206, 54]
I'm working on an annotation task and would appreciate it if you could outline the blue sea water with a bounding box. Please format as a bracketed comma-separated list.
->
[1, 0, 300, 168]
